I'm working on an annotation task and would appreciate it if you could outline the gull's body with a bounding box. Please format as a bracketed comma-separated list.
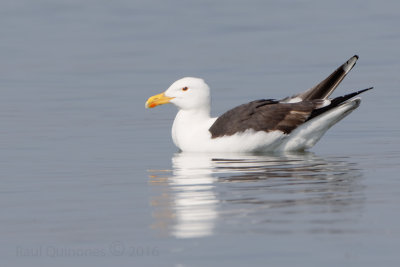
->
[146, 55, 372, 153]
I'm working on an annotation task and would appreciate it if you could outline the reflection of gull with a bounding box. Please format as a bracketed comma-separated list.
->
[150, 153, 218, 239]
[169, 153, 217, 238]
[149, 152, 363, 238]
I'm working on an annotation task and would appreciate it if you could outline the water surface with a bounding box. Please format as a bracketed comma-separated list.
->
[1, 0, 400, 266]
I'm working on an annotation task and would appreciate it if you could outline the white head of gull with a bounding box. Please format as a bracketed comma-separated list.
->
[145, 56, 372, 153]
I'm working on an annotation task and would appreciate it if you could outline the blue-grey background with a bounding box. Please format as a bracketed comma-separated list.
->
[1, 0, 399, 266]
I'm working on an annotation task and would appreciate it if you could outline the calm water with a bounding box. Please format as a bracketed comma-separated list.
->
[1, 0, 400, 266]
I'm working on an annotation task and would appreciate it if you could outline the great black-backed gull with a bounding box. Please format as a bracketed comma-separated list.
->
[145, 55, 372, 152]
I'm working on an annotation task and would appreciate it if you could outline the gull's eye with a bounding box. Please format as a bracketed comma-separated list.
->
[182, 87, 188, 91]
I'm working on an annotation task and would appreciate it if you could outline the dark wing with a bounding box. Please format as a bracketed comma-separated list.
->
[307, 87, 373, 121]
[281, 55, 359, 102]
[209, 99, 321, 138]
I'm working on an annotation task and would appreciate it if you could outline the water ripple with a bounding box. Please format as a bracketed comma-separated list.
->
[149, 152, 364, 238]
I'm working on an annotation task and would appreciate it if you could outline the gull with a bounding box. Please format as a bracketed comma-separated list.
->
[145, 55, 372, 152]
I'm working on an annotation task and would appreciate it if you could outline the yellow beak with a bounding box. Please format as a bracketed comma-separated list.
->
[145, 92, 175, 108]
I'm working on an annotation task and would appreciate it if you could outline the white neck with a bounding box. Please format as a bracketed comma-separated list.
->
[179, 107, 211, 119]
[171, 107, 215, 151]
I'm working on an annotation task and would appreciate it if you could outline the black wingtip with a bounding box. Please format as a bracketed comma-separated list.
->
[357, 87, 373, 94]
[335, 87, 373, 104]
[342, 55, 359, 74]
[307, 86, 372, 121]
[354, 55, 359, 60]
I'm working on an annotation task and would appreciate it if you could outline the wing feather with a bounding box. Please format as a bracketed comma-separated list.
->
[209, 99, 319, 138]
